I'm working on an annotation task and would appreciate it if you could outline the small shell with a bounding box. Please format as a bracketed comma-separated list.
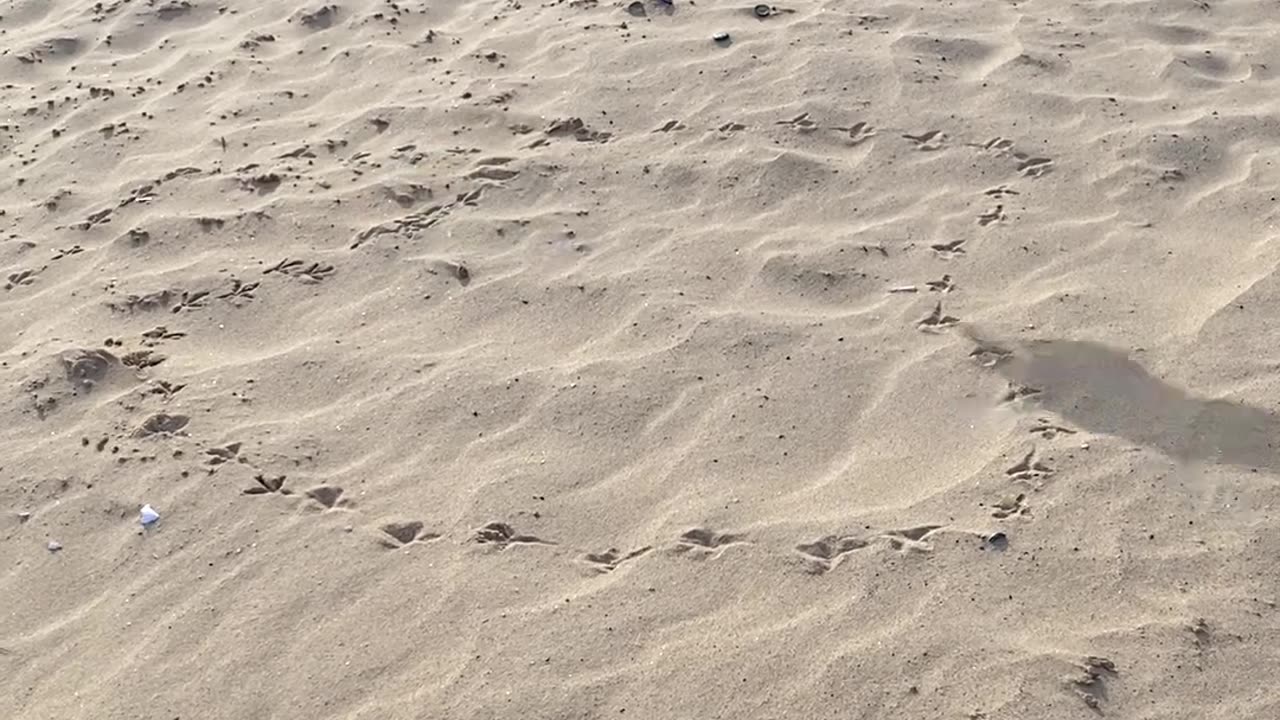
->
[140, 504, 160, 526]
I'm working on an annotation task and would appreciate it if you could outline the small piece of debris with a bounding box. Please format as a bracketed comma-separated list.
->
[140, 504, 160, 526]
[713, 32, 730, 43]
[47, 540, 63, 552]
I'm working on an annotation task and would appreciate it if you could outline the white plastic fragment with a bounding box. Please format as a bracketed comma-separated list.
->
[140, 504, 160, 527]
[47, 540, 62, 552]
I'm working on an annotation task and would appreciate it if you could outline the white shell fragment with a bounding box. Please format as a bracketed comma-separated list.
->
[140, 504, 160, 526]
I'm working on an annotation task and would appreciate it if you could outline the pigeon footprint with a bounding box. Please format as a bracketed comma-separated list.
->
[977, 204, 1007, 226]
[582, 547, 652, 573]
[205, 442, 241, 466]
[931, 239, 966, 258]
[833, 121, 876, 145]
[243, 473, 290, 495]
[926, 274, 955, 293]
[1030, 418, 1076, 439]
[379, 521, 441, 548]
[305, 485, 350, 509]
[776, 113, 819, 132]
[472, 522, 553, 549]
[903, 129, 946, 151]
[918, 302, 959, 332]
[674, 528, 746, 558]
[881, 525, 944, 550]
[1067, 656, 1118, 711]
[5, 269, 39, 290]
[990, 493, 1029, 519]
[795, 535, 868, 574]
[976, 137, 1014, 153]
[984, 184, 1019, 198]
[1017, 156, 1054, 177]
[1001, 383, 1042, 403]
[1005, 448, 1053, 482]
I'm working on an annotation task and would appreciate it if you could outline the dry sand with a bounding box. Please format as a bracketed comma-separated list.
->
[3, 0, 1280, 717]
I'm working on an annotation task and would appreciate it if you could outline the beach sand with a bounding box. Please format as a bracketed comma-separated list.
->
[3, 0, 1279, 717]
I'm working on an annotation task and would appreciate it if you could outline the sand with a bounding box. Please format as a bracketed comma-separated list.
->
[3, 0, 1280, 717]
